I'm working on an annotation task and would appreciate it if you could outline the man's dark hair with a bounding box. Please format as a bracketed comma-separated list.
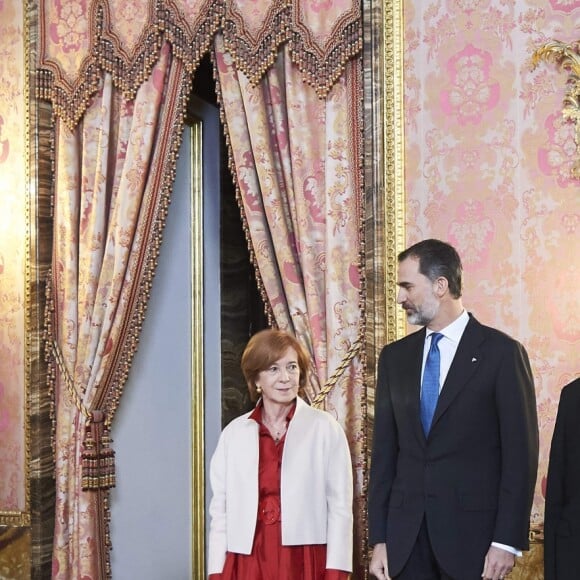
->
[398, 239, 463, 298]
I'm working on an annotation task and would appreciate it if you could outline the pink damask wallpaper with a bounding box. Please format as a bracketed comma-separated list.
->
[404, 0, 580, 524]
[0, 0, 26, 513]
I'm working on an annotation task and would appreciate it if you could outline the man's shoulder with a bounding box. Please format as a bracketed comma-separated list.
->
[380, 327, 424, 354]
[560, 377, 580, 402]
[379, 315, 525, 354]
[467, 315, 525, 349]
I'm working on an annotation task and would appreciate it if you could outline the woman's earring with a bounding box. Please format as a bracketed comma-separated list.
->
[256, 385, 262, 394]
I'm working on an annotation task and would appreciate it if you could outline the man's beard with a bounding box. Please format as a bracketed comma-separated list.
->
[404, 295, 439, 326]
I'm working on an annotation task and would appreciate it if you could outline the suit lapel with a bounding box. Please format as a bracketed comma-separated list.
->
[431, 315, 485, 430]
[403, 328, 428, 444]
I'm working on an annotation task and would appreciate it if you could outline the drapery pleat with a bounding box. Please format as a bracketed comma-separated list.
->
[213, 33, 367, 574]
[46, 42, 190, 579]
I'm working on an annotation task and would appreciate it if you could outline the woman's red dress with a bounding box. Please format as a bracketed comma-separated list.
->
[209, 405, 349, 580]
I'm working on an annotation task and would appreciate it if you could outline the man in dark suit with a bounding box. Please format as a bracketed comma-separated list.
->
[368, 239, 539, 580]
[544, 376, 580, 580]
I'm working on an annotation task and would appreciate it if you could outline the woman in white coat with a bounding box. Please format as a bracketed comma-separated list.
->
[208, 329, 353, 580]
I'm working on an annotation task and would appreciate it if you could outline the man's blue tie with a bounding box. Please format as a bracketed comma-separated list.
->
[420, 332, 443, 435]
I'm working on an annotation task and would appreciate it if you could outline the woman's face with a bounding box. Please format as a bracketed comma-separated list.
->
[255, 346, 300, 407]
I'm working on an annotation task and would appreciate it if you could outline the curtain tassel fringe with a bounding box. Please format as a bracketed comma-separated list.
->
[82, 411, 116, 491]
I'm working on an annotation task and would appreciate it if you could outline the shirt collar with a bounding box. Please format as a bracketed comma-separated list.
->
[426, 309, 469, 344]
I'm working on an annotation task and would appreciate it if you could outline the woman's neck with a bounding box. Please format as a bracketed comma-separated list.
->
[261, 399, 295, 425]
[261, 400, 295, 443]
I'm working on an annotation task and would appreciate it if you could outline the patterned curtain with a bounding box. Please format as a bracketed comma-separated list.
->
[37, 0, 361, 129]
[46, 43, 190, 579]
[214, 33, 367, 574]
[37, 0, 364, 577]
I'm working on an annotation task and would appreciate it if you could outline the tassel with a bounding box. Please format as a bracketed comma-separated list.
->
[81, 410, 116, 490]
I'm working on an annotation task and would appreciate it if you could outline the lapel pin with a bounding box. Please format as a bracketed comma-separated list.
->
[471, 357, 477, 362]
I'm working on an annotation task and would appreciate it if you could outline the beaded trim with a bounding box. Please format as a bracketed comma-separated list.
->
[37, 0, 362, 129]
[210, 44, 277, 328]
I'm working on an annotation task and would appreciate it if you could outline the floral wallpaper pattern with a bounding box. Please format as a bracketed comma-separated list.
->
[0, 0, 25, 514]
[404, 0, 580, 524]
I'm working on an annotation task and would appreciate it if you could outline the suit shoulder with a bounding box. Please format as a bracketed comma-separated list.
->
[560, 377, 580, 403]
[379, 327, 423, 357]
[474, 320, 528, 352]
[476, 320, 516, 342]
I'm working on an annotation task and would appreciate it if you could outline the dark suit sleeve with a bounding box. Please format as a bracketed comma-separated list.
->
[368, 346, 399, 546]
[544, 386, 568, 580]
[492, 339, 539, 550]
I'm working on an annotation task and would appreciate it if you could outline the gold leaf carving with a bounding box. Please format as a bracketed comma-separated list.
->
[532, 40, 580, 179]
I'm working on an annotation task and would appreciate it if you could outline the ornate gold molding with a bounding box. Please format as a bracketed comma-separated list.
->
[363, 0, 406, 412]
[0, 0, 32, 530]
[532, 39, 580, 179]
[382, 0, 406, 345]
[361, 0, 405, 572]
[189, 118, 205, 580]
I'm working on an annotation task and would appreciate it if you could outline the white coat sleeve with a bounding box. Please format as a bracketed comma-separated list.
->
[325, 420, 354, 572]
[208, 432, 228, 574]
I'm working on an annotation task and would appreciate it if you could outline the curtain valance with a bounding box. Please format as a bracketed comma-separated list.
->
[37, 0, 362, 129]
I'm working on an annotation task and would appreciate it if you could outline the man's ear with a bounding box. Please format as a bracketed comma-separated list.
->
[434, 276, 449, 297]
